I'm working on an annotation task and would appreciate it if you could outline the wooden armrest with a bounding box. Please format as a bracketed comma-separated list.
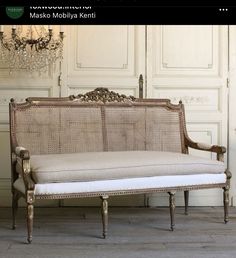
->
[187, 141, 226, 154]
[185, 137, 226, 162]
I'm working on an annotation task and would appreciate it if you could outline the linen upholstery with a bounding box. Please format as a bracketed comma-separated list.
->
[27, 151, 225, 184]
[13, 173, 226, 196]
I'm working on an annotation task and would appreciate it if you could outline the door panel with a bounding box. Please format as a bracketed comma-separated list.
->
[149, 25, 221, 79]
[62, 25, 145, 97]
[147, 25, 228, 206]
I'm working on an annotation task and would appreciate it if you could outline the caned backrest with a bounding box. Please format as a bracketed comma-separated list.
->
[9, 89, 188, 155]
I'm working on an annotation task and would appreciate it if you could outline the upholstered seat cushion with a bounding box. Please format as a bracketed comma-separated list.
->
[27, 151, 225, 184]
[13, 173, 226, 196]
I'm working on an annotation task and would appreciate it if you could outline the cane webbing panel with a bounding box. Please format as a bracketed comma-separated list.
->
[105, 106, 183, 153]
[13, 103, 184, 155]
[14, 106, 103, 155]
[59, 107, 103, 153]
[14, 107, 60, 155]
[105, 107, 146, 151]
[145, 107, 182, 152]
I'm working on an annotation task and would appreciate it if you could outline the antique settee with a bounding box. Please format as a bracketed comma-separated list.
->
[9, 88, 231, 243]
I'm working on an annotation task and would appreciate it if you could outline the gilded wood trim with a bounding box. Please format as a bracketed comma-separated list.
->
[34, 182, 227, 200]
[27, 204, 34, 244]
[100, 195, 109, 239]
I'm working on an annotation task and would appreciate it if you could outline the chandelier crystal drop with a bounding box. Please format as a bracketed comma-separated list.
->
[0, 25, 64, 72]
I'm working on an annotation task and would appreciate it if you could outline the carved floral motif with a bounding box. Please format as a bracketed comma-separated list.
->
[170, 96, 209, 105]
[76, 87, 136, 103]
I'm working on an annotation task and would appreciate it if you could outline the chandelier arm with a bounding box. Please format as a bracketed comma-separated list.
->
[0, 32, 12, 51]
[0, 40, 11, 51]
[0, 26, 64, 72]
[14, 37, 24, 50]
[36, 35, 52, 51]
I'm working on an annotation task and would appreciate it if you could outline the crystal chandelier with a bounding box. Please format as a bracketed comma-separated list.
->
[0, 25, 64, 72]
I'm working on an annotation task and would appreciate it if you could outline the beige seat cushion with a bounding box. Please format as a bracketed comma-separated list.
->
[28, 151, 225, 184]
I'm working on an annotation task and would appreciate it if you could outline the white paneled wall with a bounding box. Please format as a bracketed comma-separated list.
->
[229, 26, 236, 206]
[147, 25, 228, 206]
[62, 25, 145, 98]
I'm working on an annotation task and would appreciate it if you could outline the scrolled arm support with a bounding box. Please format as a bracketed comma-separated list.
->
[225, 170, 232, 181]
[14, 146, 35, 191]
[15, 146, 30, 160]
[22, 159, 35, 191]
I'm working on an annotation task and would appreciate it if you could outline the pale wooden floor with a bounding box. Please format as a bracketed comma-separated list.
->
[0, 206, 236, 258]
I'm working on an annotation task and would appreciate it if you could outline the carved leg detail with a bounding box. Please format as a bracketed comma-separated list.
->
[223, 187, 229, 224]
[26, 190, 35, 244]
[168, 192, 176, 231]
[27, 204, 34, 243]
[184, 191, 189, 215]
[100, 195, 109, 239]
[12, 191, 20, 230]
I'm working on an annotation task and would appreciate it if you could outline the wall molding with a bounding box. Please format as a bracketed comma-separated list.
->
[0, 178, 11, 191]
[154, 87, 219, 111]
[151, 25, 222, 78]
[75, 25, 129, 70]
[161, 26, 214, 70]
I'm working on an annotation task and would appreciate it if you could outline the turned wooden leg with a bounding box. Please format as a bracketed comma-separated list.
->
[12, 191, 20, 230]
[26, 190, 35, 244]
[184, 190, 189, 215]
[223, 186, 229, 224]
[27, 204, 34, 243]
[168, 192, 176, 231]
[100, 195, 109, 239]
